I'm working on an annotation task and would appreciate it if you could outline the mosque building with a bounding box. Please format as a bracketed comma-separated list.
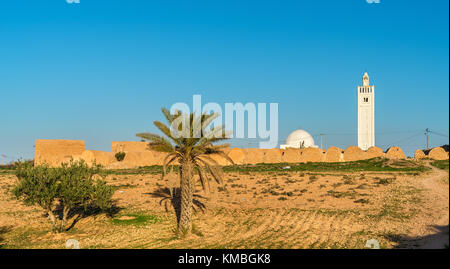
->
[281, 72, 375, 150]
[357, 72, 375, 150]
[280, 129, 318, 149]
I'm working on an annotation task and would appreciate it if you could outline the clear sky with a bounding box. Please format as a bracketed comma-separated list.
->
[0, 0, 448, 161]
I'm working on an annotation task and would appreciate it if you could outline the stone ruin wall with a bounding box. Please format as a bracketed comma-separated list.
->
[34, 139, 86, 166]
[414, 146, 449, 160]
[34, 139, 448, 169]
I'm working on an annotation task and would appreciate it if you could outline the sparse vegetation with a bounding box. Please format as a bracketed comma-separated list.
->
[0, 152, 446, 249]
[112, 213, 158, 226]
[97, 158, 431, 176]
[430, 160, 449, 171]
[115, 151, 126, 162]
[0, 160, 33, 175]
[354, 198, 369, 204]
[377, 177, 396, 185]
[223, 158, 429, 173]
[12, 160, 115, 233]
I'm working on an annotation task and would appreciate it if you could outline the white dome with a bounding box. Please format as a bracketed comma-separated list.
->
[282, 129, 316, 149]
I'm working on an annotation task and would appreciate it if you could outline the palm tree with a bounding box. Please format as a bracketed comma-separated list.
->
[136, 108, 233, 234]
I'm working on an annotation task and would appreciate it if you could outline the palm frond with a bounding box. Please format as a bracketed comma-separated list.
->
[195, 157, 224, 185]
[200, 112, 220, 133]
[153, 120, 182, 145]
[138, 108, 233, 208]
[194, 163, 211, 192]
[161, 107, 176, 124]
[136, 132, 175, 152]
[205, 149, 234, 165]
[162, 152, 179, 180]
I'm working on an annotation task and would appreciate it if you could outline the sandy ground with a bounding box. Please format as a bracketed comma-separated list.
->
[414, 161, 449, 248]
[0, 161, 448, 249]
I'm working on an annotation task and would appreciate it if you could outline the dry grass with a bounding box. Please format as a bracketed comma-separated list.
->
[0, 161, 447, 249]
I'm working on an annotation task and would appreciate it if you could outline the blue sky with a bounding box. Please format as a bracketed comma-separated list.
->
[0, 0, 448, 160]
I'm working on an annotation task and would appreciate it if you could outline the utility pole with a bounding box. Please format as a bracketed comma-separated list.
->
[426, 128, 429, 150]
[320, 134, 323, 149]
[1, 154, 4, 166]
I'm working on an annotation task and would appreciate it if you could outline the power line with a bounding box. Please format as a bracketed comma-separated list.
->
[229, 130, 426, 141]
[429, 130, 449, 138]
[227, 128, 446, 152]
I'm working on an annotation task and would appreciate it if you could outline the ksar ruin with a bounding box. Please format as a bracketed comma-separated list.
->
[34, 139, 449, 169]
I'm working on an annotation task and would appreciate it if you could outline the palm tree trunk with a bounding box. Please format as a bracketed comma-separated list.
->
[178, 159, 194, 234]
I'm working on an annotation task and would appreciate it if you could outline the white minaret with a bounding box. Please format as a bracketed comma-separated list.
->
[357, 72, 375, 150]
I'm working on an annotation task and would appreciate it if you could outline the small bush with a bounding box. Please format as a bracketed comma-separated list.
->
[115, 152, 126, 162]
[217, 186, 227, 192]
[308, 175, 318, 184]
[354, 199, 370, 204]
[13, 164, 60, 232]
[12, 160, 115, 233]
[377, 177, 395, 185]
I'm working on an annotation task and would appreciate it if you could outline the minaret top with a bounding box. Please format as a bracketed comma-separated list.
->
[362, 72, 370, 86]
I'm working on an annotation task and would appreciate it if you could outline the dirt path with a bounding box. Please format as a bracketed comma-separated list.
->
[415, 161, 449, 249]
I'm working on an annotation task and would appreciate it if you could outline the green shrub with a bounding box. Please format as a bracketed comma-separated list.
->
[430, 160, 449, 171]
[13, 164, 60, 232]
[115, 152, 126, 162]
[12, 160, 114, 233]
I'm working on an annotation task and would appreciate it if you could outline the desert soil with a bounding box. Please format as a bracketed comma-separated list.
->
[0, 161, 448, 249]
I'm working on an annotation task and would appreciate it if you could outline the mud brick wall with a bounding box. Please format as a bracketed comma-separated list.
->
[34, 139, 85, 167]
[35, 138, 445, 170]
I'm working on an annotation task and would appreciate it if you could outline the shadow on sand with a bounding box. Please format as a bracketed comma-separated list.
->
[0, 225, 13, 248]
[53, 202, 122, 232]
[384, 224, 449, 249]
[145, 187, 206, 224]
